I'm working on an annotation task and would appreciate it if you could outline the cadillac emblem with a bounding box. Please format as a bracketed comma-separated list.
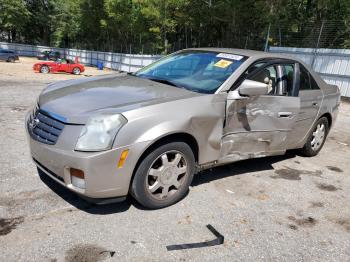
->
[29, 117, 40, 129]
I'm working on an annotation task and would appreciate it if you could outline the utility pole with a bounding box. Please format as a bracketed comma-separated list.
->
[279, 27, 282, 47]
[311, 20, 325, 69]
[315, 20, 325, 50]
[264, 23, 271, 52]
[244, 35, 248, 49]
[163, 1, 167, 54]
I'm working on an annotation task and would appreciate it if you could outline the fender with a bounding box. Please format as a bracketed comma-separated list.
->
[118, 94, 227, 164]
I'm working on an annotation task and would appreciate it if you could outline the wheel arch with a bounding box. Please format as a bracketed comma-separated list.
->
[320, 112, 332, 128]
[129, 132, 199, 191]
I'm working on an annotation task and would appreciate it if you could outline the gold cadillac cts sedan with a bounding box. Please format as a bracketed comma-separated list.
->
[26, 48, 340, 209]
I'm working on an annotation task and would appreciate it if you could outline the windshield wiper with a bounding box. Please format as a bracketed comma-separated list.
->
[147, 77, 184, 88]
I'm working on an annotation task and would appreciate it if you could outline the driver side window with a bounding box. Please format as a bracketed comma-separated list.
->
[241, 62, 296, 97]
[248, 65, 277, 95]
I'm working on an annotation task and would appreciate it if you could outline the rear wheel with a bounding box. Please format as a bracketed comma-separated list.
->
[299, 117, 329, 157]
[7, 57, 15, 62]
[40, 65, 50, 74]
[131, 142, 195, 209]
[72, 67, 81, 75]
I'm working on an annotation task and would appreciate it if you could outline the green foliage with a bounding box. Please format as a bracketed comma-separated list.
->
[0, 0, 349, 52]
[0, 0, 30, 41]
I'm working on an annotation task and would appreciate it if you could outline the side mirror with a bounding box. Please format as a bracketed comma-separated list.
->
[238, 79, 268, 97]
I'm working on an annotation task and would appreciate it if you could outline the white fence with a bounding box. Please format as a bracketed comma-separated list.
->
[1, 42, 349, 97]
[270, 47, 350, 98]
[0, 42, 162, 73]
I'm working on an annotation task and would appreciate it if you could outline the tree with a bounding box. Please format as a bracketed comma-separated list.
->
[0, 0, 349, 51]
[0, 0, 30, 42]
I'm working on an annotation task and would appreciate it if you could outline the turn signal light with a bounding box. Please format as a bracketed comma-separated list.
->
[118, 149, 129, 169]
[70, 168, 85, 189]
[70, 168, 85, 179]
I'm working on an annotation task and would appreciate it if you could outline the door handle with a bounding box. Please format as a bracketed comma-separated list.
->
[312, 101, 318, 107]
[278, 112, 293, 118]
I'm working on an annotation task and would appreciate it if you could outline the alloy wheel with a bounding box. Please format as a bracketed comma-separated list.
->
[146, 151, 188, 200]
[73, 68, 80, 75]
[311, 123, 326, 151]
[41, 66, 49, 73]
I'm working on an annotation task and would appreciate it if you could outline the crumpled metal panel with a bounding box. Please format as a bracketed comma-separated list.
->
[218, 93, 299, 164]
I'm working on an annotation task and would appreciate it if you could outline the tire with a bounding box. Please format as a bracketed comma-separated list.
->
[131, 142, 195, 209]
[299, 117, 329, 157]
[72, 67, 81, 75]
[7, 57, 15, 62]
[40, 65, 50, 74]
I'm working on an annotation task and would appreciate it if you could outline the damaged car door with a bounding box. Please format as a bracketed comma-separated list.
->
[220, 61, 300, 163]
[291, 64, 323, 142]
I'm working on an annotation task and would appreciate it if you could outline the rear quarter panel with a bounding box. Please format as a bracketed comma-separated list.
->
[292, 69, 340, 149]
[320, 83, 341, 125]
[307, 66, 341, 123]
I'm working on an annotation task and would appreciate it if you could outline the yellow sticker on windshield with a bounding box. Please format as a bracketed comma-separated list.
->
[214, 59, 233, 68]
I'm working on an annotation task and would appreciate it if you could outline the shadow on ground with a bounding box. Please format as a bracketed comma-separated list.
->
[38, 172, 133, 214]
[192, 150, 297, 186]
[39, 151, 297, 214]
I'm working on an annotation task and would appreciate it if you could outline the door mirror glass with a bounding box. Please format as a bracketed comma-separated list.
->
[238, 79, 268, 96]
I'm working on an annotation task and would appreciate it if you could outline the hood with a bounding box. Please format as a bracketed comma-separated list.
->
[38, 74, 199, 124]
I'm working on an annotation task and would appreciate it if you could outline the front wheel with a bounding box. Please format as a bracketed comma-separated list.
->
[7, 57, 15, 62]
[299, 117, 329, 157]
[40, 65, 50, 74]
[131, 142, 195, 209]
[72, 67, 81, 75]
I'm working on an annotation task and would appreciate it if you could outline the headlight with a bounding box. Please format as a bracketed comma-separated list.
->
[75, 114, 127, 152]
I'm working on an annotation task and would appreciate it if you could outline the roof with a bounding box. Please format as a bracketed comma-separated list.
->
[184, 47, 300, 61]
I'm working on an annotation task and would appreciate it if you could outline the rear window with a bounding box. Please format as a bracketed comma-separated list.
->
[310, 74, 320, 90]
[299, 66, 311, 90]
[299, 65, 319, 90]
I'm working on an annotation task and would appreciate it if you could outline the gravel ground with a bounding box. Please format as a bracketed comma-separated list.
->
[0, 58, 350, 262]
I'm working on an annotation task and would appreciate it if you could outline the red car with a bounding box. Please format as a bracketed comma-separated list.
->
[33, 59, 85, 75]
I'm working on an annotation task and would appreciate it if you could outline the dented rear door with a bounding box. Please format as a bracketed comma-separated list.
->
[220, 95, 300, 163]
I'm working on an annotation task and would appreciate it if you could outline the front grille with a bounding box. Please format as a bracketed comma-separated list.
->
[28, 108, 65, 145]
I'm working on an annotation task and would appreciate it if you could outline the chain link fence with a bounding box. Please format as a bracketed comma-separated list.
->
[266, 20, 348, 50]
[0, 42, 161, 72]
[266, 20, 350, 98]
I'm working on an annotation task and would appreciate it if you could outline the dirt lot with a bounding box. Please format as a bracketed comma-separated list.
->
[0, 58, 350, 261]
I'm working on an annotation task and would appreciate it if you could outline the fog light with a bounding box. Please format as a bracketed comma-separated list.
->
[70, 168, 85, 189]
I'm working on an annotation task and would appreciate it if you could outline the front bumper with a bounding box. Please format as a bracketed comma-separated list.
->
[33, 64, 41, 72]
[26, 113, 149, 199]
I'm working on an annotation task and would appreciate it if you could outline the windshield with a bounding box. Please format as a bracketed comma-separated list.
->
[135, 51, 247, 94]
